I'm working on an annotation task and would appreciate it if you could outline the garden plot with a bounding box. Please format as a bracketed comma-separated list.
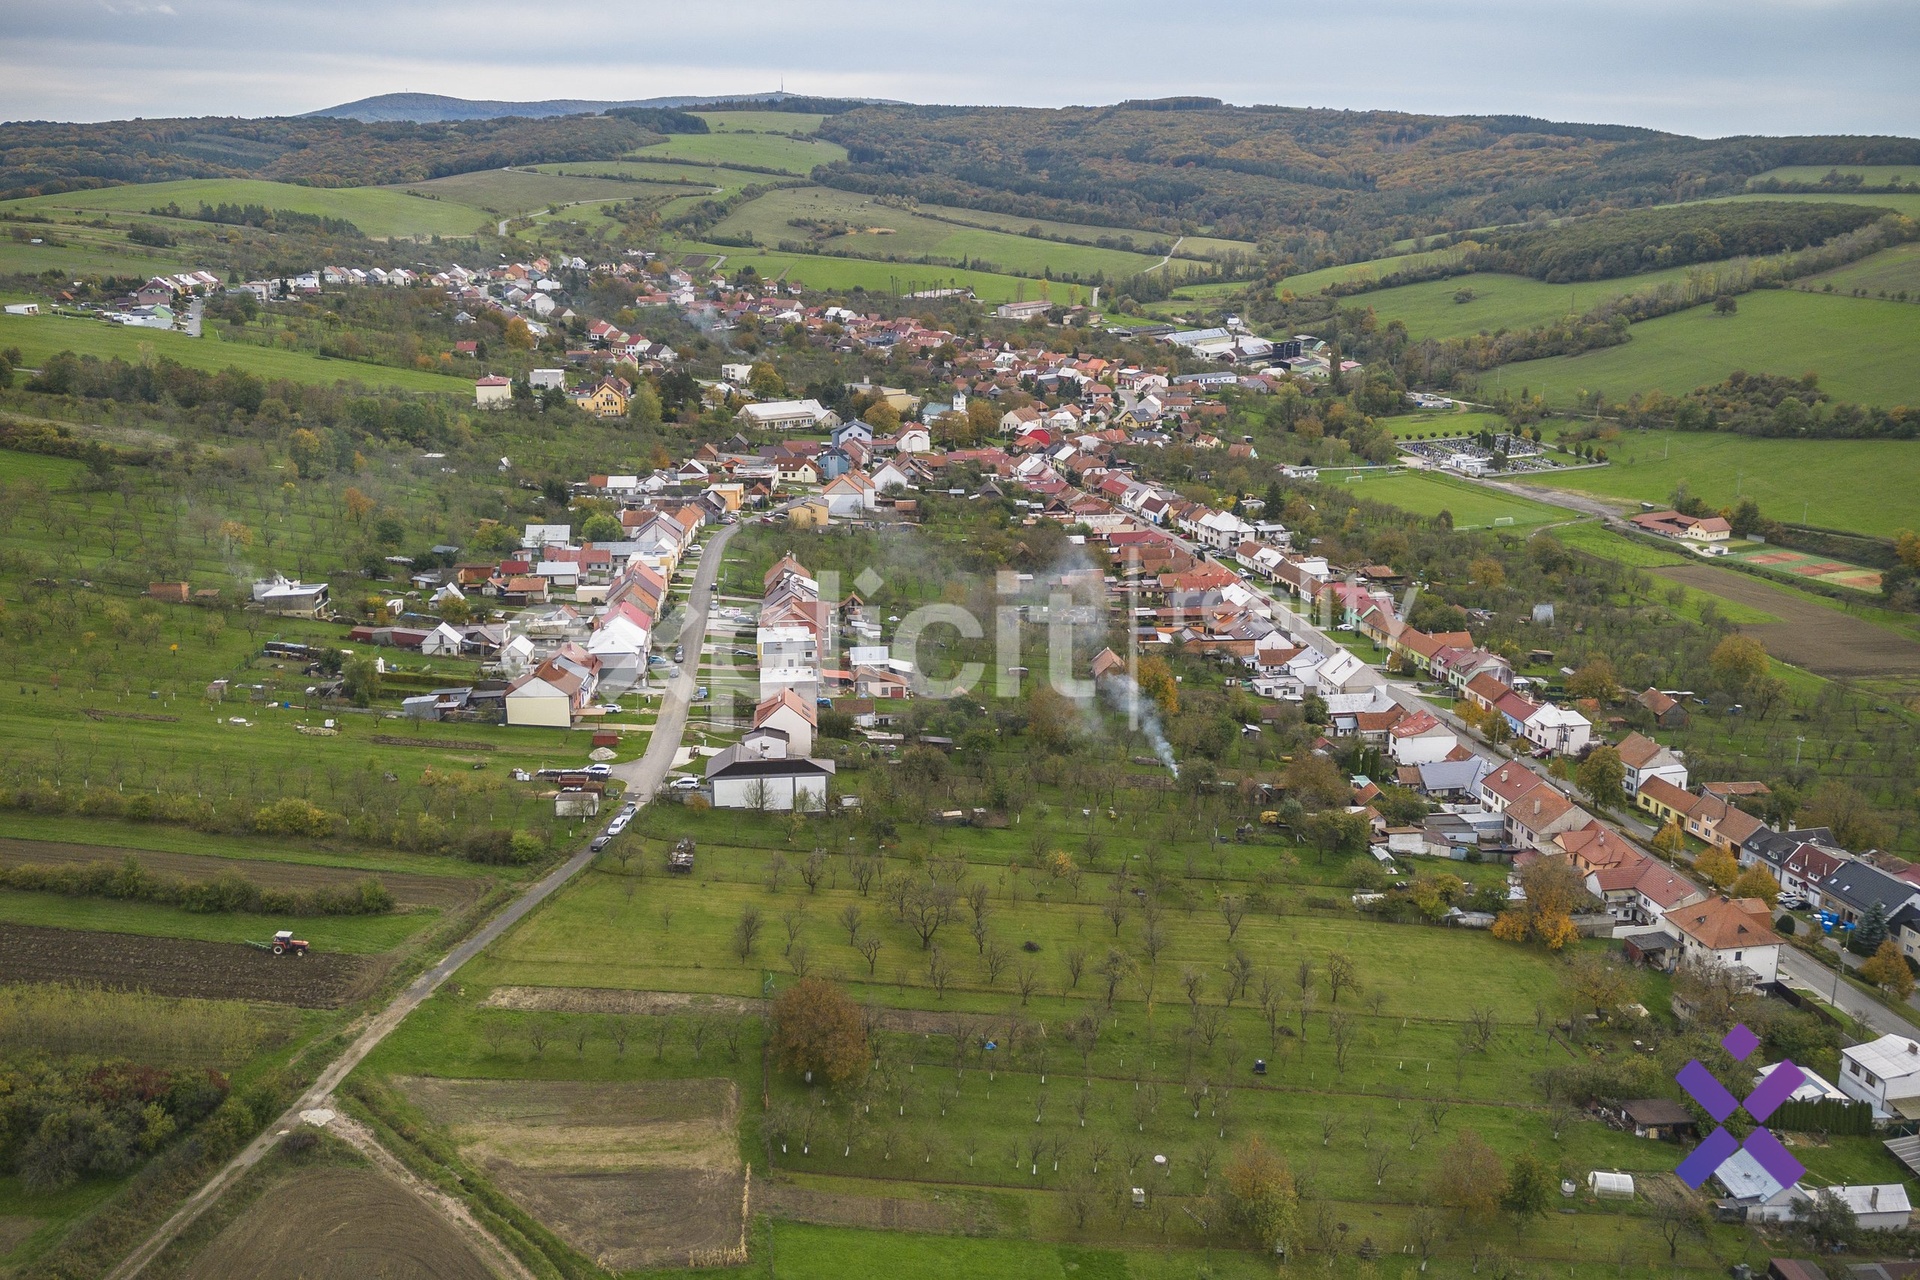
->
[400, 1077, 746, 1271]
[0, 923, 386, 1007]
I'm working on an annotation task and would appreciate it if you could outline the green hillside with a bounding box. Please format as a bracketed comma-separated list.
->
[1, 179, 490, 240]
[0, 314, 470, 393]
[1501, 289, 1920, 411]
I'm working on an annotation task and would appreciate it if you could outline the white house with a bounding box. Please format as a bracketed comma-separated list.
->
[1839, 1035, 1920, 1120]
[1386, 709, 1458, 767]
[1314, 649, 1370, 695]
[1667, 895, 1781, 987]
[475, 375, 512, 408]
[504, 670, 576, 727]
[736, 399, 840, 430]
[705, 737, 835, 811]
[1519, 703, 1592, 756]
[1194, 510, 1256, 552]
[751, 687, 818, 759]
[1616, 732, 1688, 797]
[420, 622, 465, 656]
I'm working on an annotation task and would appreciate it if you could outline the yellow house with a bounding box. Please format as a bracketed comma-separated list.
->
[704, 483, 745, 512]
[787, 497, 830, 529]
[572, 377, 631, 419]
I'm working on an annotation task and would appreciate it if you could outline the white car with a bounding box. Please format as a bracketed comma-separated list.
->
[668, 776, 701, 791]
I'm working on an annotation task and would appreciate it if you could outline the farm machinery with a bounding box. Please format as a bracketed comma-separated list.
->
[245, 930, 310, 957]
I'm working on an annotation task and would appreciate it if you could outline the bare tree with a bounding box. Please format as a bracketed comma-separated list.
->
[1330, 1012, 1357, 1074]
[1425, 1093, 1452, 1134]
[1223, 950, 1255, 1006]
[1181, 966, 1207, 1009]
[1367, 1144, 1393, 1187]
[856, 933, 883, 975]
[782, 906, 807, 955]
[1103, 891, 1129, 937]
[732, 904, 763, 962]
[1016, 961, 1040, 1006]
[788, 943, 812, 977]
[1321, 1113, 1338, 1146]
[528, 1021, 551, 1058]
[1063, 945, 1087, 991]
[1294, 956, 1315, 1000]
[610, 1018, 631, 1059]
[847, 850, 881, 896]
[982, 939, 1011, 987]
[688, 1016, 713, 1060]
[927, 945, 954, 999]
[765, 851, 789, 893]
[800, 847, 829, 893]
[1141, 923, 1167, 967]
[571, 1022, 591, 1057]
[1218, 893, 1247, 941]
[839, 902, 864, 944]
[1326, 951, 1359, 1004]
[650, 1014, 674, 1060]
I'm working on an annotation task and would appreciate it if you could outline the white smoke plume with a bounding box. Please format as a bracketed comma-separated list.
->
[1098, 674, 1178, 779]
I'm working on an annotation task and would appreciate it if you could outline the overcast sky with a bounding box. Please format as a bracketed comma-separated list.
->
[5, 0, 1915, 138]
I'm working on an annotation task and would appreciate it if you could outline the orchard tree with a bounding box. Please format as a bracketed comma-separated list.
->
[1860, 939, 1915, 1000]
[1431, 1129, 1504, 1225]
[771, 977, 868, 1086]
[1220, 1135, 1299, 1257]
[1693, 847, 1739, 891]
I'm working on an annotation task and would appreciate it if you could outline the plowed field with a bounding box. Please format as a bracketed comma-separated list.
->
[0, 923, 383, 1007]
[184, 1166, 498, 1280]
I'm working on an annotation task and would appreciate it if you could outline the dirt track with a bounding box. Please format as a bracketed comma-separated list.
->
[0, 838, 483, 908]
[0, 923, 385, 1007]
[1652, 564, 1920, 679]
[183, 1166, 499, 1280]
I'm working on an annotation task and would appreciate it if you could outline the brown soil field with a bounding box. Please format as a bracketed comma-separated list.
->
[482, 986, 1011, 1036]
[183, 1166, 499, 1280]
[1653, 564, 1920, 679]
[0, 1215, 41, 1258]
[0, 923, 385, 1007]
[400, 1077, 744, 1270]
[0, 838, 482, 908]
[759, 1178, 994, 1233]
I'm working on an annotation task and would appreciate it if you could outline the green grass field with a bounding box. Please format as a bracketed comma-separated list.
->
[1331, 470, 1571, 530]
[635, 132, 848, 175]
[1751, 165, 1920, 187]
[1703, 191, 1920, 220]
[0, 313, 470, 392]
[1524, 431, 1920, 537]
[391, 169, 653, 218]
[1500, 288, 1920, 411]
[1383, 410, 1507, 438]
[1, 179, 489, 240]
[1352, 264, 1703, 341]
[693, 111, 828, 134]
[672, 241, 1071, 303]
[703, 187, 1170, 281]
[1804, 241, 1920, 296]
[0, 224, 186, 277]
[904, 204, 1256, 263]
[1276, 246, 1474, 295]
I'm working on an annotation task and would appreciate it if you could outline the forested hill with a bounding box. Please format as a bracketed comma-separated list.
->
[814, 101, 1920, 251]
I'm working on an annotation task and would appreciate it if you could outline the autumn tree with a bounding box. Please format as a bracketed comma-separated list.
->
[1709, 634, 1768, 693]
[1567, 951, 1632, 1017]
[771, 976, 868, 1086]
[1730, 864, 1781, 906]
[1468, 555, 1506, 590]
[1490, 857, 1589, 951]
[1220, 1135, 1299, 1256]
[1652, 821, 1687, 857]
[1693, 847, 1739, 890]
[1567, 656, 1617, 702]
[1136, 655, 1179, 716]
[504, 316, 534, 349]
[1860, 939, 1915, 1000]
[1576, 745, 1625, 805]
[1800, 781, 1889, 852]
[1431, 1129, 1504, 1225]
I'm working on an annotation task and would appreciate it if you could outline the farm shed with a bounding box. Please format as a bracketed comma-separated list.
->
[1588, 1171, 1635, 1199]
[555, 791, 600, 818]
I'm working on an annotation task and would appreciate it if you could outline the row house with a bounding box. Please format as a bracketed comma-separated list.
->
[1615, 732, 1688, 797]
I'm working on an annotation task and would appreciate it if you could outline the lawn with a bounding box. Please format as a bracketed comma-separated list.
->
[1353, 264, 1702, 341]
[1275, 245, 1474, 296]
[1331, 470, 1570, 530]
[702, 187, 1169, 281]
[0, 179, 490, 240]
[1383, 409, 1507, 438]
[1750, 165, 1920, 188]
[390, 169, 655, 218]
[1498, 289, 1920, 412]
[0, 226, 185, 278]
[906, 203, 1256, 263]
[0, 313, 471, 393]
[635, 132, 848, 176]
[1803, 241, 1920, 297]
[693, 110, 829, 134]
[670, 241, 1063, 304]
[1525, 431, 1920, 537]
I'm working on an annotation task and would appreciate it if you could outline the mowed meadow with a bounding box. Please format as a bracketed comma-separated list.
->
[1, 178, 492, 240]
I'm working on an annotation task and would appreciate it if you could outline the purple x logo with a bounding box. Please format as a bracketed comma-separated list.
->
[1673, 1024, 1805, 1190]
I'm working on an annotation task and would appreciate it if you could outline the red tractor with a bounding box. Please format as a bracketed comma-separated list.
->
[246, 930, 310, 957]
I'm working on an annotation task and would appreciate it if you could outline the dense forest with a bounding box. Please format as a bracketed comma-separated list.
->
[0, 114, 658, 200]
[1472, 201, 1888, 280]
[814, 101, 1920, 260]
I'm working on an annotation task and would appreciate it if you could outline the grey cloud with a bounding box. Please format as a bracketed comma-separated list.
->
[1, 0, 1914, 136]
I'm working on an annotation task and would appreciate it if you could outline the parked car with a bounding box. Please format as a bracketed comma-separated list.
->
[583, 763, 612, 779]
[590, 836, 610, 852]
[674, 645, 685, 662]
[733, 647, 756, 658]
[1779, 893, 1806, 910]
[669, 776, 701, 791]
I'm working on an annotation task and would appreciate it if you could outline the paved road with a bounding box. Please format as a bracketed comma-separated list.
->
[105, 522, 737, 1280]
[612, 524, 737, 795]
[1777, 944, 1920, 1038]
